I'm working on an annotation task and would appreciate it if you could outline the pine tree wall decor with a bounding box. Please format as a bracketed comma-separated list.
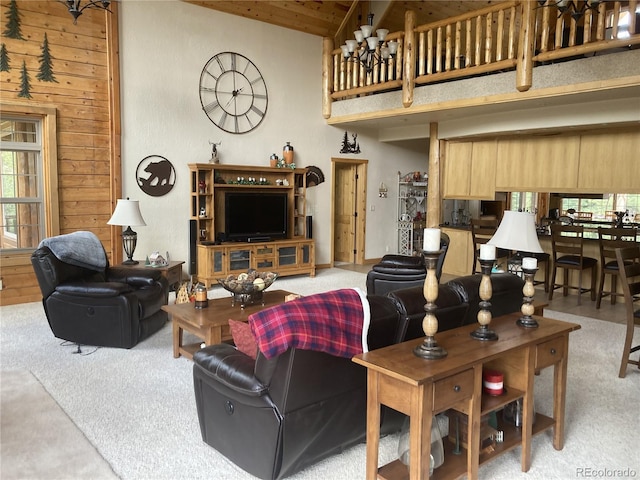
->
[3, 0, 23, 40]
[37, 33, 57, 82]
[0, 43, 10, 72]
[18, 60, 32, 99]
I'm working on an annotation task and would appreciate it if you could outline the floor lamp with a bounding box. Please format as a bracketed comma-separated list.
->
[108, 198, 146, 265]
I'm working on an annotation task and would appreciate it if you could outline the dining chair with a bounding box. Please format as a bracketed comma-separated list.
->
[614, 245, 640, 378]
[548, 224, 598, 305]
[470, 218, 509, 274]
[596, 227, 638, 309]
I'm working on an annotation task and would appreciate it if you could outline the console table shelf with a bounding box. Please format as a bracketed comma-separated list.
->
[353, 314, 580, 480]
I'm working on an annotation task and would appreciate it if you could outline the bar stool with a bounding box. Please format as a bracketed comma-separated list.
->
[548, 224, 598, 305]
[470, 218, 509, 274]
[508, 251, 551, 292]
[596, 227, 638, 309]
[615, 245, 640, 378]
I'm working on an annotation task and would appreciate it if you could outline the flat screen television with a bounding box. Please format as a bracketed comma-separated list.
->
[225, 192, 288, 242]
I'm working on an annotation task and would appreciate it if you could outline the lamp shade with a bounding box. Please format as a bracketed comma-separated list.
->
[487, 211, 543, 253]
[107, 199, 146, 227]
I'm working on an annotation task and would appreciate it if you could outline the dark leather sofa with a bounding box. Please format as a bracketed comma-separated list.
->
[192, 272, 525, 480]
[389, 273, 525, 341]
[31, 234, 169, 349]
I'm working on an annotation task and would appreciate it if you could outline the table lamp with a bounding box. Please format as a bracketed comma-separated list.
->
[488, 211, 544, 328]
[108, 198, 146, 265]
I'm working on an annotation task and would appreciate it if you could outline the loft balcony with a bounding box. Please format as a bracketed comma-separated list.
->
[322, 1, 640, 134]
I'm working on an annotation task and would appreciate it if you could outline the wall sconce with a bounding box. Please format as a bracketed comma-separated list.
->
[379, 182, 388, 198]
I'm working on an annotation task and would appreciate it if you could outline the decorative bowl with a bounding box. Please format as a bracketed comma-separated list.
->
[217, 270, 278, 308]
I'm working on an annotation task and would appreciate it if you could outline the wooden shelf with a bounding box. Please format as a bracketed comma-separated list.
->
[379, 413, 555, 480]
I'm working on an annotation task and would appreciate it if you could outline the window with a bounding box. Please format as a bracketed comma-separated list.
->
[0, 104, 59, 253]
[561, 194, 640, 220]
[510, 192, 538, 213]
[1, 118, 42, 250]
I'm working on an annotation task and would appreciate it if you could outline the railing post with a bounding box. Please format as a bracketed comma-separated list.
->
[516, 0, 535, 92]
[427, 123, 441, 229]
[403, 10, 416, 107]
[322, 37, 333, 119]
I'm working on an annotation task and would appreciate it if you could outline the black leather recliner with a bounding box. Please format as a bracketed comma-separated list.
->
[31, 231, 169, 349]
[366, 232, 450, 296]
[192, 295, 405, 480]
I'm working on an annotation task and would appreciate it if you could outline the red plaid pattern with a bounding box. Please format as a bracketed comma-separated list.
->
[248, 288, 369, 359]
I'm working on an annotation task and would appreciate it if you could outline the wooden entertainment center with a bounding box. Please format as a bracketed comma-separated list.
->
[189, 164, 315, 287]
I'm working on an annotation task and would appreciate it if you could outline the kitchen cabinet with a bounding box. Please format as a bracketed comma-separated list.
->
[442, 140, 496, 199]
[578, 129, 640, 192]
[495, 135, 580, 191]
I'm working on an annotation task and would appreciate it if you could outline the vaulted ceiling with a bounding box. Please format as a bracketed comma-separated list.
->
[186, 1, 495, 46]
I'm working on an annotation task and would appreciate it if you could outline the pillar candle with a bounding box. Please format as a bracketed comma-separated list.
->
[423, 228, 441, 252]
[480, 244, 496, 260]
[522, 257, 538, 270]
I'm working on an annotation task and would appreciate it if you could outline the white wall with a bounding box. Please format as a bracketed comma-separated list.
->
[118, 1, 427, 269]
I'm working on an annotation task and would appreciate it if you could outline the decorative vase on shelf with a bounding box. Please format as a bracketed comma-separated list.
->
[270, 153, 278, 167]
[283, 142, 294, 165]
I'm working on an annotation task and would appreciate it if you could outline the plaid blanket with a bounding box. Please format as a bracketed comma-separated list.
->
[248, 288, 370, 359]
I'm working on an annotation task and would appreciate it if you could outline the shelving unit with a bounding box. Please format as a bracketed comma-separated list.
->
[188, 164, 315, 287]
[397, 171, 428, 255]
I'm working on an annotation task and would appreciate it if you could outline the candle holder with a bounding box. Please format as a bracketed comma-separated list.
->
[470, 258, 499, 341]
[517, 266, 539, 328]
[413, 250, 447, 359]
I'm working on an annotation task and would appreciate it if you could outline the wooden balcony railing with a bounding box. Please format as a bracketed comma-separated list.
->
[323, 0, 640, 117]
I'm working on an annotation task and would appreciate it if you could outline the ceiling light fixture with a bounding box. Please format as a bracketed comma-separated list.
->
[340, 13, 398, 74]
[537, 0, 601, 21]
[59, 0, 111, 23]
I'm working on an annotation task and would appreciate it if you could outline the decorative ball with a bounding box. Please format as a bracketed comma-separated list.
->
[253, 278, 265, 291]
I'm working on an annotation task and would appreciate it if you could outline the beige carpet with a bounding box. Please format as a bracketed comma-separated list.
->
[1, 369, 118, 480]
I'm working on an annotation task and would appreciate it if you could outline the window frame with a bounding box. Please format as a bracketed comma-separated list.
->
[0, 103, 59, 258]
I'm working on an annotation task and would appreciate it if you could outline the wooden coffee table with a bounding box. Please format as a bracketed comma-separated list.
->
[162, 289, 295, 359]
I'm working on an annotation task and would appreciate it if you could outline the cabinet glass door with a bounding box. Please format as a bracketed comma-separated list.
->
[278, 246, 297, 266]
[212, 249, 224, 274]
[228, 248, 251, 272]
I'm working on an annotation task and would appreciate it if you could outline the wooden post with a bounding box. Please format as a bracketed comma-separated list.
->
[427, 123, 440, 229]
[516, 0, 535, 92]
[322, 37, 333, 120]
[402, 10, 416, 107]
[107, 1, 123, 264]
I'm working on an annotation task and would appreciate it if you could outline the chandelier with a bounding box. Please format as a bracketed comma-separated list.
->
[537, 0, 601, 20]
[340, 13, 398, 74]
[59, 0, 112, 23]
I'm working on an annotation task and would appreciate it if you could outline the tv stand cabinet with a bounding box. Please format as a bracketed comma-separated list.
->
[197, 239, 315, 288]
[188, 164, 315, 286]
[353, 314, 581, 480]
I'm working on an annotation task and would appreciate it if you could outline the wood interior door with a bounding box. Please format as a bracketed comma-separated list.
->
[334, 163, 357, 263]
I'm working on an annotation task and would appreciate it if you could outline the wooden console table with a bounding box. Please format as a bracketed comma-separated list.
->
[353, 313, 580, 480]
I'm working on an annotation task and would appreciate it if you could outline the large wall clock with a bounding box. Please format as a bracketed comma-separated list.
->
[199, 52, 268, 134]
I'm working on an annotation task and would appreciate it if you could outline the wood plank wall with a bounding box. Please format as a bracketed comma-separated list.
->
[0, 0, 117, 306]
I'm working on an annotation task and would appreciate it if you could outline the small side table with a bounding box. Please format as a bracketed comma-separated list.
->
[120, 260, 185, 291]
